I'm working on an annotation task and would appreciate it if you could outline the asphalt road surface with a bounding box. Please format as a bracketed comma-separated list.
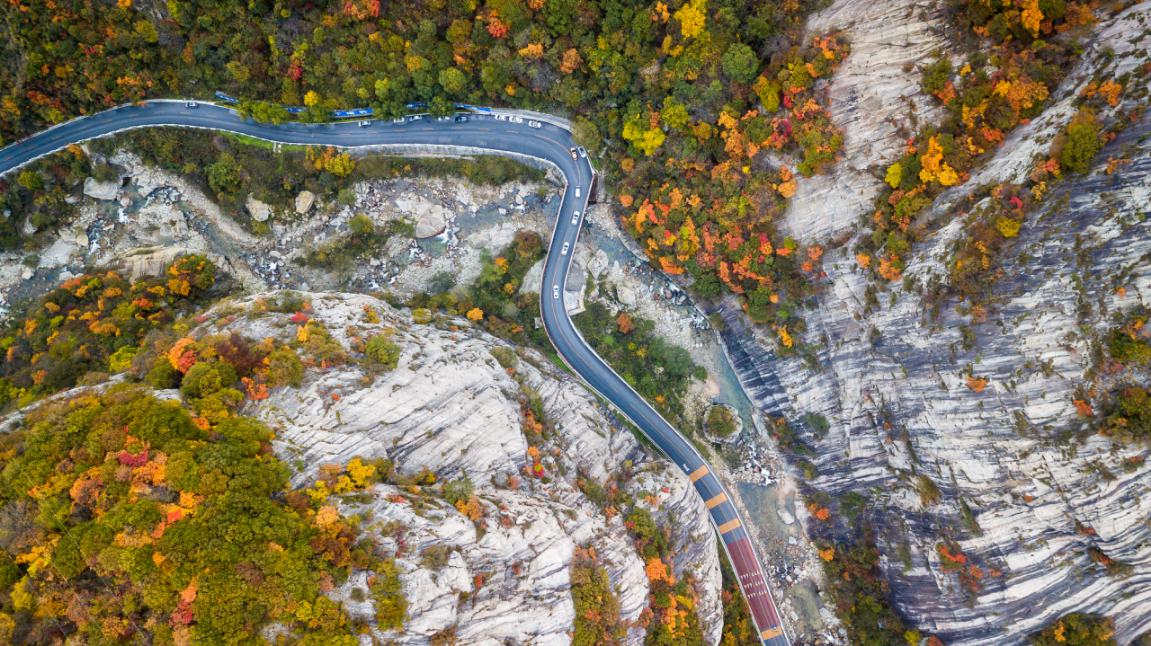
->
[0, 100, 790, 645]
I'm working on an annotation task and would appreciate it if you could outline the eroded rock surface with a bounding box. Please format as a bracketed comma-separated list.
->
[194, 292, 724, 645]
[717, 4, 1151, 644]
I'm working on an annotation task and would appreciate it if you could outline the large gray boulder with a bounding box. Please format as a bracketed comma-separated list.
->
[83, 177, 119, 201]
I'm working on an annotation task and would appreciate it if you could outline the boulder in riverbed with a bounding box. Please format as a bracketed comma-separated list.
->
[246, 194, 273, 222]
[83, 177, 119, 201]
[295, 190, 316, 214]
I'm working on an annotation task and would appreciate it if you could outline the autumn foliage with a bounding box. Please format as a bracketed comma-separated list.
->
[857, 1, 1104, 287]
[0, 255, 217, 411]
[0, 386, 368, 643]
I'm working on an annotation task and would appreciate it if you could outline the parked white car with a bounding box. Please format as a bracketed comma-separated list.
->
[528, 120, 542, 128]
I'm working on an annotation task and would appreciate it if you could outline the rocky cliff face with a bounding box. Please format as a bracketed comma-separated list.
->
[715, 2, 1151, 643]
[193, 292, 723, 645]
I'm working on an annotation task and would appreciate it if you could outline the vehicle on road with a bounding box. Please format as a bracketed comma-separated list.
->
[577, 146, 587, 158]
[494, 114, 508, 121]
[528, 120, 542, 128]
[552, 285, 560, 300]
[575, 186, 581, 198]
[561, 242, 569, 255]
[358, 120, 371, 127]
[455, 115, 468, 122]
[185, 101, 197, 108]
[509, 115, 524, 124]
[392, 118, 405, 124]
[569, 147, 578, 159]
[571, 210, 581, 225]
[406, 115, 423, 122]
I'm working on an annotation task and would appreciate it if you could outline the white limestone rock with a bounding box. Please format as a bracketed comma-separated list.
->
[295, 190, 316, 215]
[707, 4, 1151, 644]
[246, 194, 273, 222]
[83, 176, 120, 201]
[190, 292, 725, 645]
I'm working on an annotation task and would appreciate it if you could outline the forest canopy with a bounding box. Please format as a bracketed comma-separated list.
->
[1, 0, 840, 343]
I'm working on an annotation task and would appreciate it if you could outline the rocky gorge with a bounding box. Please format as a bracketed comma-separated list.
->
[708, 1, 1151, 643]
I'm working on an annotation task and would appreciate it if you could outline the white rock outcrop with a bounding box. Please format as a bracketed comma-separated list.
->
[246, 194, 273, 222]
[83, 176, 120, 201]
[295, 190, 316, 214]
[194, 292, 725, 645]
[711, 4, 1151, 644]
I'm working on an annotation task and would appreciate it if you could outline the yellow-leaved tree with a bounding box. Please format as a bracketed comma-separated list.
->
[674, 0, 707, 39]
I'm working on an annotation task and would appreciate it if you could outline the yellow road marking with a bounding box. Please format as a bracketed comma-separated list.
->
[705, 493, 728, 509]
[761, 626, 784, 639]
[688, 465, 709, 482]
[718, 518, 741, 534]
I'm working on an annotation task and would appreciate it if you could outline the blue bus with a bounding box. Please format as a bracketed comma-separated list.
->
[332, 108, 374, 118]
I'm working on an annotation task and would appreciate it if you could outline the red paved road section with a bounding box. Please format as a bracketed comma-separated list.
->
[726, 537, 788, 644]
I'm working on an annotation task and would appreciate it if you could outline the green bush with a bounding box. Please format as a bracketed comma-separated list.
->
[1105, 385, 1151, 442]
[371, 558, 407, 630]
[146, 355, 180, 389]
[1058, 109, 1103, 174]
[722, 43, 760, 84]
[571, 552, 623, 645]
[440, 477, 474, 506]
[179, 360, 239, 399]
[364, 333, 402, 371]
[705, 405, 738, 437]
[267, 346, 305, 387]
[1107, 314, 1151, 365]
[920, 58, 953, 95]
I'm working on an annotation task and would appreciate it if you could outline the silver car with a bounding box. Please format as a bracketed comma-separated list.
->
[571, 210, 580, 225]
[552, 285, 560, 299]
[528, 120, 542, 128]
[561, 242, 570, 256]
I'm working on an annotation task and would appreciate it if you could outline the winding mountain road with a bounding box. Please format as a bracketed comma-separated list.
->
[0, 100, 790, 645]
